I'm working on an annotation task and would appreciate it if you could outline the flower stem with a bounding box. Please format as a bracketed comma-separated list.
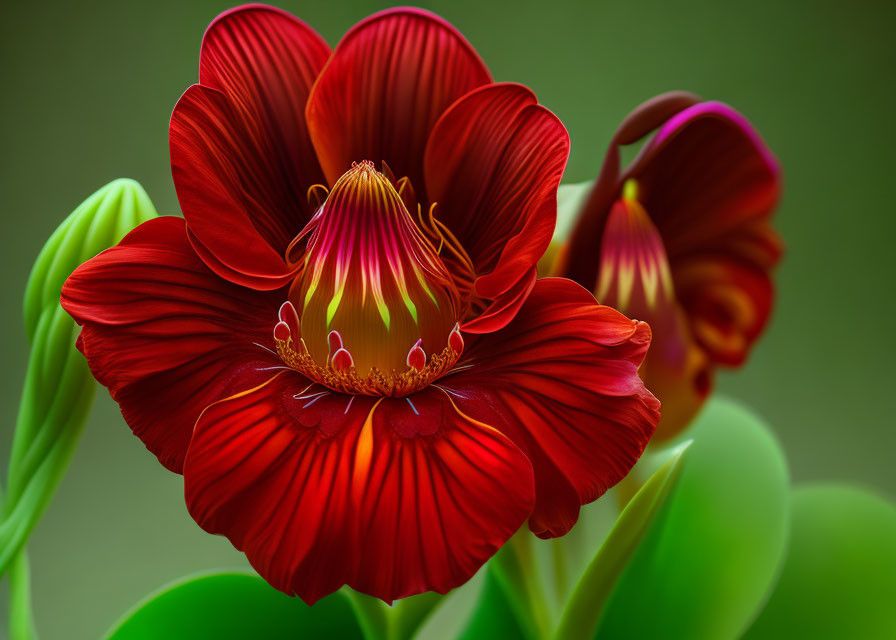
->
[9, 549, 37, 640]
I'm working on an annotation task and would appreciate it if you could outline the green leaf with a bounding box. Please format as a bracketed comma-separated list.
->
[743, 484, 896, 640]
[408, 570, 486, 640]
[104, 571, 365, 640]
[488, 531, 554, 640]
[388, 592, 445, 640]
[594, 396, 790, 639]
[343, 591, 391, 640]
[552, 440, 691, 639]
[531, 489, 620, 622]
[456, 570, 528, 640]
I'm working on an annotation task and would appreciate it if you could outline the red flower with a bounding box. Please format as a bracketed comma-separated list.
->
[557, 92, 782, 440]
[61, 5, 659, 604]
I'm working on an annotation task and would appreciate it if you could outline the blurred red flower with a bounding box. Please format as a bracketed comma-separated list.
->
[557, 92, 781, 440]
[61, 5, 659, 604]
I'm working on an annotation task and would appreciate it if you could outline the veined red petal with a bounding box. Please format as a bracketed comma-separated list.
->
[171, 85, 299, 289]
[424, 83, 569, 302]
[61, 216, 282, 472]
[183, 373, 533, 604]
[306, 8, 492, 190]
[171, 5, 331, 289]
[461, 267, 536, 335]
[440, 278, 659, 537]
[633, 101, 781, 263]
[629, 102, 781, 378]
[185, 374, 370, 604]
[351, 387, 533, 600]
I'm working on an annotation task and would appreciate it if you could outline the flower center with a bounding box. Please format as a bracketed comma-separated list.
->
[273, 161, 464, 396]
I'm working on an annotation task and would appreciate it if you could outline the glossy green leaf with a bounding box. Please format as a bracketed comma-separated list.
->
[743, 484, 896, 640]
[552, 441, 691, 639]
[104, 571, 365, 640]
[343, 588, 451, 640]
[389, 592, 444, 640]
[456, 570, 528, 640]
[531, 488, 619, 622]
[594, 396, 789, 639]
[342, 591, 390, 640]
[408, 569, 485, 640]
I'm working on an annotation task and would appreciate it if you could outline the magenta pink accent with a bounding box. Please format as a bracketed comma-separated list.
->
[651, 101, 780, 177]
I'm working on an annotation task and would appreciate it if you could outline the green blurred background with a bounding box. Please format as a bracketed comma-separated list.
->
[1, 0, 893, 637]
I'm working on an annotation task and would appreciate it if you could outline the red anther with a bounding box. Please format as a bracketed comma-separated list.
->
[273, 321, 291, 342]
[278, 300, 300, 336]
[331, 347, 354, 371]
[406, 339, 426, 371]
[448, 323, 464, 354]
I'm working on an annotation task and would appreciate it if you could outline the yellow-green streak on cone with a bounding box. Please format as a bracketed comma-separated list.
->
[1, 179, 158, 637]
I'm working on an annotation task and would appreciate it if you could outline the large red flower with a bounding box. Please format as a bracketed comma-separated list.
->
[61, 5, 659, 604]
[557, 92, 781, 440]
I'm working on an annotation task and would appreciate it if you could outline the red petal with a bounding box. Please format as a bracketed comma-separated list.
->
[61, 217, 282, 472]
[424, 83, 569, 301]
[633, 102, 781, 369]
[184, 374, 533, 604]
[171, 6, 331, 289]
[306, 8, 491, 190]
[674, 253, 774, 366]
[353, 388, 533, 599]
[440, 278, 659, 537]
[634, 101, 781, 263]
[185, 375, 369, 604]
[461, 267, 536, 335]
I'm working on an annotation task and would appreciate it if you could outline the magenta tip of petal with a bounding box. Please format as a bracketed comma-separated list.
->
[273, 321, 291, 341]
[652, 101, 780, 178]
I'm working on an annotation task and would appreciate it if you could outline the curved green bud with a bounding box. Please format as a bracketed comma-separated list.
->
[2, 179, 158, 577]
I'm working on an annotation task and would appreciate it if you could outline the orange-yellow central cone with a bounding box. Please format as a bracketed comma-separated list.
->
[274, 161, 464, 396]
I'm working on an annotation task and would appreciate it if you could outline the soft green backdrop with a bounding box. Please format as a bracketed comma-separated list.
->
[1, 0, 893, 637]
